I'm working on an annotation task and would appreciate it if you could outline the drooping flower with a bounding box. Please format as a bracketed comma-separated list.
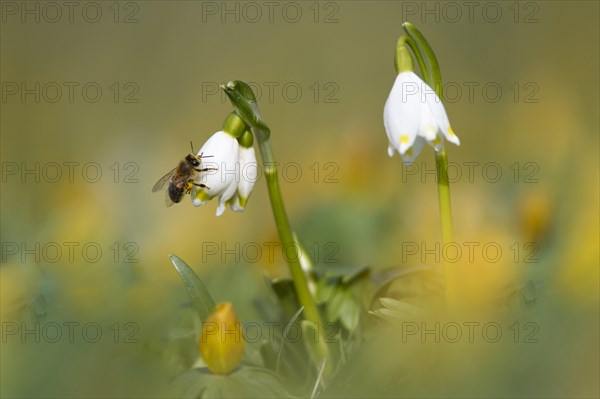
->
[199, 302, 245, 375]
[384, 71, 460, 165]
[192, 131, 240, 216]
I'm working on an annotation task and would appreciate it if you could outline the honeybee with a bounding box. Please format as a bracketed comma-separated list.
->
[152, 143, 215, 206]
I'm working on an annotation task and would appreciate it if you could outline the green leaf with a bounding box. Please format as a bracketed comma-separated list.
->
[310, 358, 327, 399]
[325, 287, 360, 331]
[313, 264, 369, 331]
[316, 280, 335, 303]
[259, 342, 278, 369]
[326, 289, 346, 323]
[369, 265, 432, 306]
[300, 320, 331, 375]
[170, 366, 292, 398]
[275, 306, 304, 373]
[169, 254, 216, 325]
[339, 296, 360, 331]
[313, 264, 370, 284]
[267, 277, 301, 319]
[370, 297, 429, 322]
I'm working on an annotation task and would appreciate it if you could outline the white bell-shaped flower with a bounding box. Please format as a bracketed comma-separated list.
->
[229, 146, 258, 212]
[384, 71, 460, 165]
[192, 131, 240, 216]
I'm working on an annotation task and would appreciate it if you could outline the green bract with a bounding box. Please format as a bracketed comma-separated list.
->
[402, 22, 442, 96]
[221, 81, 270, 140]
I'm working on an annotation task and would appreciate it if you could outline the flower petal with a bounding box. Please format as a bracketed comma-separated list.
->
[383, 72, 422, 155]
[417, 98, 440, 144]
[215, 175, 239, 216]
[444, 126, 461, 146]
[387, 144, 396, 157]
[236, 146, 258, 203]
[400, 135, 426, 166]
[215, 202, 226, 217]
[424, 91, 460, 146]
[191, 131, 240, 215]
[192, 188, 212, 207]
[384, 70, 460, 164]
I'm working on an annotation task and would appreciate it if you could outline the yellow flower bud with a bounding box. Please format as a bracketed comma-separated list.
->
[199, 302, 245, 374]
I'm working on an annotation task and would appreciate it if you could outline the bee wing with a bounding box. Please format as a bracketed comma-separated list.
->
[152, 168, 176, 192]
[164, 190, 175, 207]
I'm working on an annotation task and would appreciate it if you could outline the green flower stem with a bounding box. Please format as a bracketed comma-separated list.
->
[436, 148, 458, 309]
[222, 80, 331, 370]
[402, 23, 457, 308]
[256, 130, 332, 374]
[435, 147, 453, 244]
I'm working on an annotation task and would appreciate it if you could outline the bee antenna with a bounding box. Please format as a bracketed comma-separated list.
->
[190, 140, 195, 154]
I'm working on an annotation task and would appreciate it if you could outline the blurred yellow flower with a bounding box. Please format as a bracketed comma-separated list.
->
[199, 302, 245, 374]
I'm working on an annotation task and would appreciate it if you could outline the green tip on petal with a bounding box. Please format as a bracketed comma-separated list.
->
[195, 189, 212, 202]
[238, 196, 248, 208]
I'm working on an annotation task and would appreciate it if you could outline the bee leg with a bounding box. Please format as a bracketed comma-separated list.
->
[194, 167, 217, 172]
[193, 182, 210, 190]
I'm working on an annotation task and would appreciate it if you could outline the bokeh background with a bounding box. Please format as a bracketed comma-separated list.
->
[1, 1, 598, 397]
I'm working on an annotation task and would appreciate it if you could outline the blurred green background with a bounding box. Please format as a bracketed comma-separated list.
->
[1, 1, 598, 397]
